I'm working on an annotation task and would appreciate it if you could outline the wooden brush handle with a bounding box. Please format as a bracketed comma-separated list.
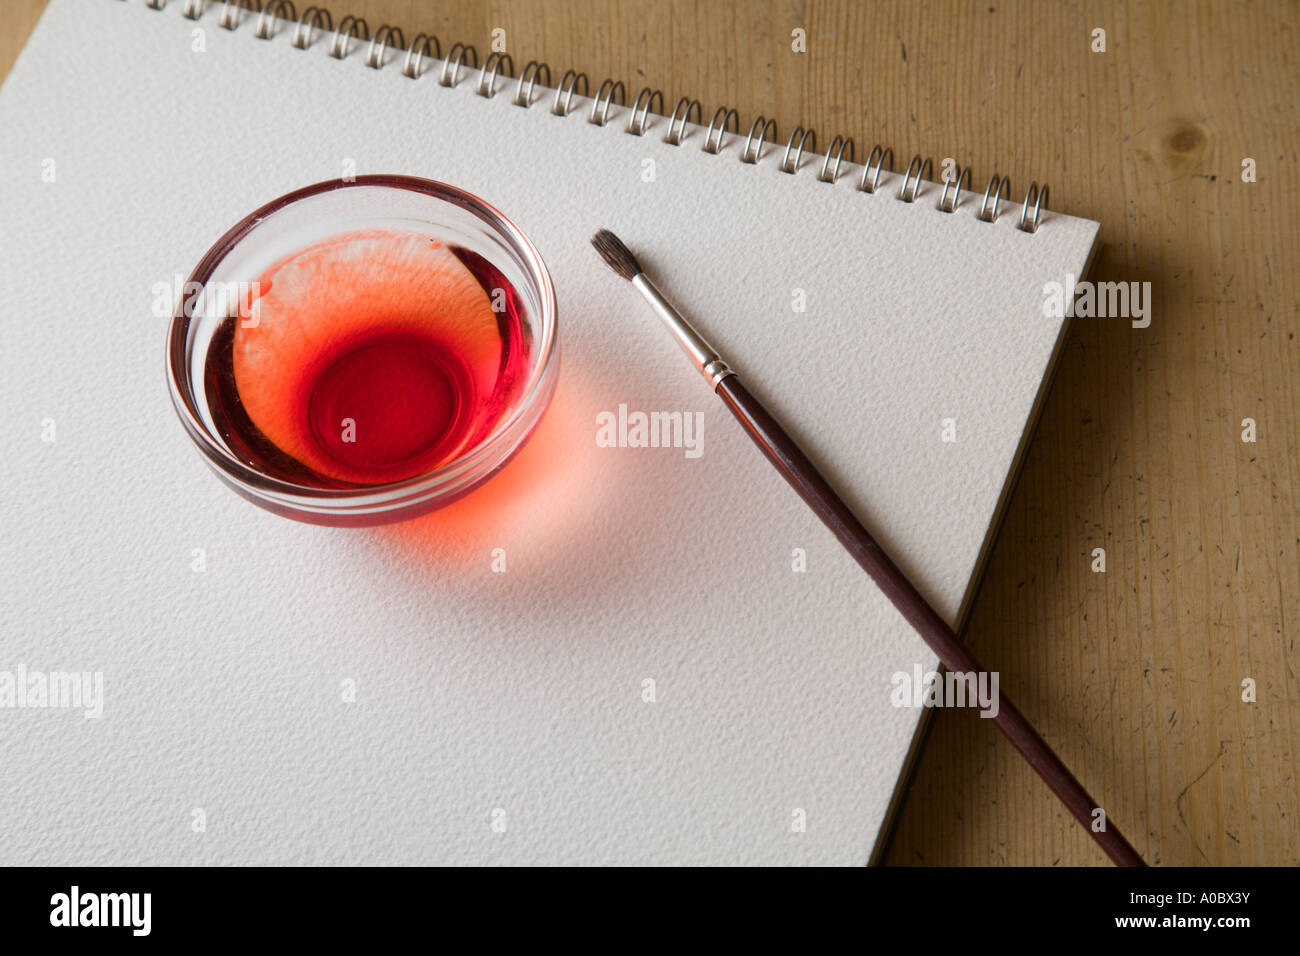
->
[715, 374, 1146, 867]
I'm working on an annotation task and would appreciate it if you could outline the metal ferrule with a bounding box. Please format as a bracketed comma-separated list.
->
[631, 274, 735, 389]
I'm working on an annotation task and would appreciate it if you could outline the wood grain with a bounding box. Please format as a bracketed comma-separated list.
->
[3, 0, 1296, 866]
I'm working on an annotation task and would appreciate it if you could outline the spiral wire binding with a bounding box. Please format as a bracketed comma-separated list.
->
[703, 108, 739, 154]
[133, 0, 1054, 233]
[365, 26, 403, 69]
[217, 0, 254, 29]
[938, 165, 970, 213]
[665, 99, 701, 146]
[327, 14, 366, 59]
[589, 79, 625, 126]
[742, 117, 778, 164]
[292, 7, 330, 49]
[476, 53, 513, 97]
[898, 156, 932, 203]
[627, 89, 664, 136]
[402, 34, 441, 79]
[979, 174, 1011, 222]
[859, 145, 893, 193]
[552, 71, 589, 116]
[515, 62, 551, 107]
[780, 127, 815, 174]
[819, 136, 853, 183]
[255, 0, 293, 38]
[439, 43, 477, 87]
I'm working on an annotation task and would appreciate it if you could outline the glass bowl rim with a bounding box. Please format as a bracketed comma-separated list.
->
[165, 174, 559, 506]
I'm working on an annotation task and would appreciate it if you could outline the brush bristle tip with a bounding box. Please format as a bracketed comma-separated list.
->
[590, 228, 642, 281]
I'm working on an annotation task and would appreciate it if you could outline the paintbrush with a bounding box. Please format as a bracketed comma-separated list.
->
[591, 227, 1145, 867]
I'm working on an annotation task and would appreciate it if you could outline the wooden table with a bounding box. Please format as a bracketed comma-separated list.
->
[4, 0, 1296, 866]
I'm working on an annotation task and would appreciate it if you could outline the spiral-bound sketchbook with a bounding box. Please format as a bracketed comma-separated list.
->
[0, 0, 1099, 865]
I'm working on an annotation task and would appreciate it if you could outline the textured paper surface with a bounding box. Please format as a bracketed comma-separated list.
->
[0, 0, 1098, 864]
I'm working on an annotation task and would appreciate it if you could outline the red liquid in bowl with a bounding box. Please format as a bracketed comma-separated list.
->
[203, 229, 532, 487]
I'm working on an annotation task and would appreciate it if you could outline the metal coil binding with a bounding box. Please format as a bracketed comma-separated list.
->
[515, 62, 551, 107]
[665, 99, 702, 145]
[589, 80, 626, 126]
[138, 1, 1052, 232]
[819, 136, 854, 183]
[938, 165, 970, 213]
[328, 15, 366, 59]
[218, 0, 256, 30]
[256, 2, 295, 39]
[365, 26, 403, 69]
[859, 145, 893, 193]
[742, 117, 778, 164]
[1020, 182, 1049, 232]
[292, 6, 330, 49]
[552, 71, 589, 116]
[703, 108, 739, 154]
[979, 175, 1011, 222]
[439, 43, 477, 87]
[781, 127, 815, 174]
[899, 156, 932, 203]
[402, 34, 441, 79]
[627, 89, 664, 136]
[477, 53, 514, 98]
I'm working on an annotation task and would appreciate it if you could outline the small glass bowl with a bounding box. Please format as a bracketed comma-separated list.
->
[166, 176, 559, 526]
